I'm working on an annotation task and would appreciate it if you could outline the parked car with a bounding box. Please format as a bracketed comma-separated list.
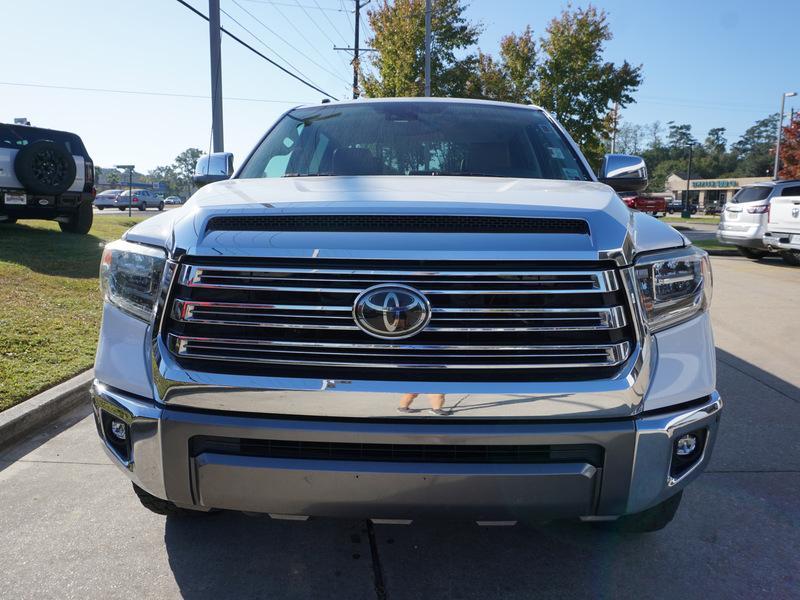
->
[619, 193, 667, 216]
[667, 198, 697, 215]
[716, 180, 800, 263]
[93, 99, 719, 532]
[0, 122, 95, 233]
[164, 195, 183, 205]
[94, 189, 122, 210]
[762, 180, 800, 266]
[114, 189, 164, 211]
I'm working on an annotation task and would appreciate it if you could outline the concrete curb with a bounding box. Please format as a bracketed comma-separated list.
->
[0, 369, 94, 451]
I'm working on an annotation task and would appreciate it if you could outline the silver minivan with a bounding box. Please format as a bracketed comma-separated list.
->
[716, 181, 789, 259]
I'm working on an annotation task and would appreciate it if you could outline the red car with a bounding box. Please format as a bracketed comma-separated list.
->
[620, 194, 667, 216]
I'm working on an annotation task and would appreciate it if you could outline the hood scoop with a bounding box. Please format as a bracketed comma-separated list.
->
[204, 214, 590, 235]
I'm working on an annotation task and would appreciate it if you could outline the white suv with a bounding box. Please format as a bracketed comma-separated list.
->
[717, 180, 800, 264]
[0, 122, 95, 233]
[763, 180, 800, 265]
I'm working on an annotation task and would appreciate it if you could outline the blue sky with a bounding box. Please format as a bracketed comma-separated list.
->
[2, 0, 796, 171]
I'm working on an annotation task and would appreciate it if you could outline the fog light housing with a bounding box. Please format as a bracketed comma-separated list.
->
[670, 428, 708, 479]
[110, 419, 128, 441]
[675, 434, 697, 456]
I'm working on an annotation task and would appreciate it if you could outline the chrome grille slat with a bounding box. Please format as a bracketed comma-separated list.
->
[172, 300, 626, 333]
[170, 334, 629, 370]
[166, 262, 633, 374]
[180, 265, 619, 294]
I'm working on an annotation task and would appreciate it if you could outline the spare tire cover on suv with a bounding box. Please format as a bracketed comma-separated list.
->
[13, 140, 77, 195]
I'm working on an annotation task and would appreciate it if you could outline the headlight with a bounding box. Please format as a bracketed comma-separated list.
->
[633, 246, 712, 332]
[100, 240, 167, 322]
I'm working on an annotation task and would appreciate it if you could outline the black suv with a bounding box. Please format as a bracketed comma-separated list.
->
[0, 123, 95, 234]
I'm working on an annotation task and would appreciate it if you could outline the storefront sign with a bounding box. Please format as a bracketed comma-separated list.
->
[691, 180, 738, 188]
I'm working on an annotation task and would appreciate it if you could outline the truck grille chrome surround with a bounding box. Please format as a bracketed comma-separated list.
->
[162, 260, 635, 379]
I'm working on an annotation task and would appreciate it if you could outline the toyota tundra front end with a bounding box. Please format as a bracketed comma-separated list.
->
[92, 99, 720, 531]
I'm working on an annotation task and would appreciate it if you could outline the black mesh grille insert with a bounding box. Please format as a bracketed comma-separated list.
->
[190, 436, 604, 466]
[205, 215, 590, 235]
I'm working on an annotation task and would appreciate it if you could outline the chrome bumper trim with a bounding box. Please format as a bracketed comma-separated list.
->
[93, 381, 721, 518]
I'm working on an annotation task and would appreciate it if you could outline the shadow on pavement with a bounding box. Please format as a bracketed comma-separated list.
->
[164, 513, 376, 600]
[716, 347, 799, 403]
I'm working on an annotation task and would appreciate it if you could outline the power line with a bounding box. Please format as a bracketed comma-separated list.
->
[0, 81, 305, 103]
[292, 0, 350, 69]
[240, 0, 346, 11]
[340, 0, 355, 33]
[266, 0, 347, 75]
[173, 0, 335, 99]
[220, 6, 321, 87]
[312, 0, 350, 45]
[230, 0, 350, 86]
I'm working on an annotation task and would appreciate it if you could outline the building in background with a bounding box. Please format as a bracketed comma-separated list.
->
[666, 174, 773, 211]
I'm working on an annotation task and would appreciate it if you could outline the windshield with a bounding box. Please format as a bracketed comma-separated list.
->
[730, 186, 771, 203]
[239, 102, 590, 181]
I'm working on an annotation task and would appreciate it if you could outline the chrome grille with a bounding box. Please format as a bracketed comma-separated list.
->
[164, 260, 634, 379]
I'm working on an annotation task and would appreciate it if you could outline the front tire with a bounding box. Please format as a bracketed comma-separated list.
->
[780, 250, 800, 266]
[736, 246, 767, 260]
[594, 491, 683, 533]
[158, 201, 164, 211]
[138, 203, 146, 211]
[96, 206, 104, 211]
[58, 201, 93, 234]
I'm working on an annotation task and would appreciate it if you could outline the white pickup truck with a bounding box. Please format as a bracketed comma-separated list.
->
[92, 98, 720, 532]
[764, 185, 800, 265]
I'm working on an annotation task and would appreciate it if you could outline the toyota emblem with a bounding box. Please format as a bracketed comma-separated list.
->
[353, 284, 431, 339]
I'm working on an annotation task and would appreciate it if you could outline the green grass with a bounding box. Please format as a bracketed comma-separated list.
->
[0, 216, 146, 411]
[663, 216, 720, 225]
[692, 238, 735, 253]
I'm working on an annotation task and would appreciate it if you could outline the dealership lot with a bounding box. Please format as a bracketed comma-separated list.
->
[1, 255, 798, 600]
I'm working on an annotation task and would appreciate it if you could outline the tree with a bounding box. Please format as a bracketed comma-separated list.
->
[666, 122, 697, 148]
[704, 127, 727, 153]
[362, 0, 481, 98]
[779, 113, 800, 179]
[362, 2, 641, 166]
[173, 148, 203, 196]
[732, 114, 779, 177]
[468, 27, 537, 104]
[534, 6, 642, 165]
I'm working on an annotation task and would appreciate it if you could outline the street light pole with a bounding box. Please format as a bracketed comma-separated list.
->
[774, 91, 797, 181]
[682, 144, 694, 219]
[115, 165, 135, 217]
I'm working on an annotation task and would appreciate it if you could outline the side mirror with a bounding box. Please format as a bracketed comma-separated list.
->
[193, 152, 234, 186]
[598, 154, 648, 193]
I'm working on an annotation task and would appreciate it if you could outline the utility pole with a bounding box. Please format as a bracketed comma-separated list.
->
[424, 0, 432, 97]
[209, 0, 224, 152]
[352, 0, 360, 99]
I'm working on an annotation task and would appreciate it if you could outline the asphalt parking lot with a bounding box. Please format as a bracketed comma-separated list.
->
[1, 255, 798, 599]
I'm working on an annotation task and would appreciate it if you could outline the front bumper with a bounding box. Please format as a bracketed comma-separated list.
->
[92, 382, 722, 519]
[763, 232, 800, 251]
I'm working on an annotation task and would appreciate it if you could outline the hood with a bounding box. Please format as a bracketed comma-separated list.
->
[124, 176, 685, 265]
